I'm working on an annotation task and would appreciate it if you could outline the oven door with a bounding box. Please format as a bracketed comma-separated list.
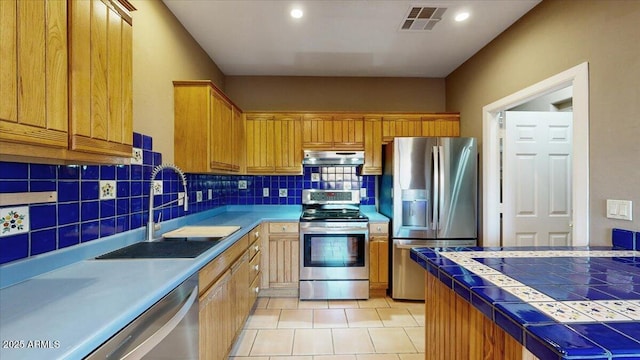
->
[299, 224, 369, 280]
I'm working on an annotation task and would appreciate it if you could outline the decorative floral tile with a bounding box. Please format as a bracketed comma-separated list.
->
[531, 302, 595, 323]
[503, 286, 557, 302]
[593, 300, 640, 320]
[464, 264, 502, 275]
[131, 147, 143, 165]
[480, 274, 525, 287]
[564, 301, 632, 322]
[1, 206, 30, 237]
[153, 180, 163, 195]
[99, 180, 116, 200]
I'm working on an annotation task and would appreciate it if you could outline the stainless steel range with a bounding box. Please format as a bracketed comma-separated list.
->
[299, 189, 369, 300]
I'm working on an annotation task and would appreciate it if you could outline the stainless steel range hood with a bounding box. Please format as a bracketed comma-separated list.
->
[302, 150, 365, 166]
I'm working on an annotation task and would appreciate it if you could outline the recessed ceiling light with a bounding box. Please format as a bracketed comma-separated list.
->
[290, 8, 303, 19]
[455, 12, 470, 22]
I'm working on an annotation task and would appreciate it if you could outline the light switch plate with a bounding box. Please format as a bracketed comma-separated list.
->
[196, 191, 203, 202]
[178, 192, 185, 206]
[263, 188, 269, 197]
[607, 199, 633, 221]
[208, 189, 212, 200]
[360, 188, 367, 198]
[238, 180, 247, 189]
[279, 189, 288, 197]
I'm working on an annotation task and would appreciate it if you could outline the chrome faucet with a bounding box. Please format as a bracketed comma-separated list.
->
[147, 164, 189, 241]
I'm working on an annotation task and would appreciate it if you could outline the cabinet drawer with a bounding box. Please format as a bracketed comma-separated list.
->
[249, 252, 261, 283]
[268, 222, 298, 234]
[249, 240, 260, 260]
[369, 222, 389, 235]
[249, 273, 260, 304]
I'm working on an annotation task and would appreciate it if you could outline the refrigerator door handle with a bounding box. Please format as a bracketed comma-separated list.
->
[432, 146, 439, 230]
[438, 145, 445, 228]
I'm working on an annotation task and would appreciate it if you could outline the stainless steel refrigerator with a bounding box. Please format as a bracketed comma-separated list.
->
[379, 137, 478, 300]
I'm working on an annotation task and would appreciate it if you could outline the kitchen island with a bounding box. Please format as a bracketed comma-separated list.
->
[411, 246, 640, 360]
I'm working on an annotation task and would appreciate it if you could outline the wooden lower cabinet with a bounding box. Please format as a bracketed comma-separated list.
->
[369, 222, 389, 297]
[198, 233, 257, 360]
[199, 270, 231, 360]
[259, 222, 299, 294]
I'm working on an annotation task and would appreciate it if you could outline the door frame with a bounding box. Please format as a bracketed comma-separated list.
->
[482, 62, 589, 247]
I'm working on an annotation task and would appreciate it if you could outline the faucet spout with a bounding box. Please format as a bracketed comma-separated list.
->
[147, 164, 188, 241]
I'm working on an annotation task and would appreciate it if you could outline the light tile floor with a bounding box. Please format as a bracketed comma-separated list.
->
[230, 297, 425, 360]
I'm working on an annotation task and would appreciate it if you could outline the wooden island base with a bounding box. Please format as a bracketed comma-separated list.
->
[424, 272, 539, 360]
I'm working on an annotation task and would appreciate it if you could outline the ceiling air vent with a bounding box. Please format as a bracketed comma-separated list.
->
[400, 6, 447, 31]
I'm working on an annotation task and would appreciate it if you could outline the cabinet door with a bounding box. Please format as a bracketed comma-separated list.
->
[302, 114, 333, 149]
[210, 93, 238, 172]
[369, 237, 389, 284]
[333, 115, 364, 150]
[0, 0, 68, 149]
[382, 115, 422, 142]
[274, 114, 302, 174]
[69, 0, 132, 158]
[231, 252, 250, 337]
[245, 114, 275, 173]
[173, 84, 211, 173]
[421, 114, 461, 137]
[233, 107, 245, 172]
[362, 117, 382, 175]
[199, 270, 231, 360]
[268, 235, 299, 288]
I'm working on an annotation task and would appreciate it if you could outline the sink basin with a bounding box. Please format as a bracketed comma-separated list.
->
[95, 241, 216, 259]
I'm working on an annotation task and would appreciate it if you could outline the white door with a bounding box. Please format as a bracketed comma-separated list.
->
[503, 111, 573, 247]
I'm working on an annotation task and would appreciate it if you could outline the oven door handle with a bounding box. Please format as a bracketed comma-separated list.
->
[301, 227, 368, 233]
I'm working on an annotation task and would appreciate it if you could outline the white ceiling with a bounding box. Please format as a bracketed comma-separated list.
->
[162, 0, 541, 78]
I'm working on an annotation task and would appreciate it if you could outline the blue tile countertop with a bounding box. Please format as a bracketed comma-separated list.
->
[0, 206, 308, 360]
[410, 246, 640, 360]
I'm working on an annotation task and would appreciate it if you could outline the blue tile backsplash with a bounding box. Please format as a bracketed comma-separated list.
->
[0, 132, 376, 264]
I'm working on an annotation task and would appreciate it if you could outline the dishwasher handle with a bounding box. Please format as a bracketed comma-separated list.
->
[120, 286, 198, 359]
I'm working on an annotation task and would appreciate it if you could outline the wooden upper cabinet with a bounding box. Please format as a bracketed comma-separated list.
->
[421, 114, 461, 137]
[174, 81, 241, 173]
[273, 114, 302, 173]
[69, 0, 134, 158]
[245, 113, 302, 174]
[362, 117, 382, 175]
[0, 0, 68, 149]
[381, 115, 422, 143]
[211, 92, 239, 172]
[382, 113, 460, 142]
[332, 115, 364, 150]
[302, 114, 334, 149]
[245, 114, 275, 173]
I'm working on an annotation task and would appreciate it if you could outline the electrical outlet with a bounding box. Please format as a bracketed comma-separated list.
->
[263, 188, 269, 197]
[178, 192, 185, 206]
[311, 173, 320, 182]
[196, 191, 203, 202]
[360, 188, 367, 198]
[208, 189, 212, 200]
[238, 180, 247, 189]
[279, 189, 288, 197]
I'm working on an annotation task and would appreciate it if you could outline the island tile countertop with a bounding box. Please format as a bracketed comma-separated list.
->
[411, 246, 640, 360]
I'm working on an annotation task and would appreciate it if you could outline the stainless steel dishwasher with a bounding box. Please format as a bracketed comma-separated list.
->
[85, 274, 199, 360]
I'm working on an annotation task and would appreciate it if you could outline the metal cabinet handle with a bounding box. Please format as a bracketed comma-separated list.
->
[254, 245, 260, 252]
[254, 265, 259, 271]
[254, 287, 260, 293]
[254, 231, 259, 238]
[282, 226, 287, 232]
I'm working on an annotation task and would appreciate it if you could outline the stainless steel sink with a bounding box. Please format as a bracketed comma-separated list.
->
[95, 240, 217, 259]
